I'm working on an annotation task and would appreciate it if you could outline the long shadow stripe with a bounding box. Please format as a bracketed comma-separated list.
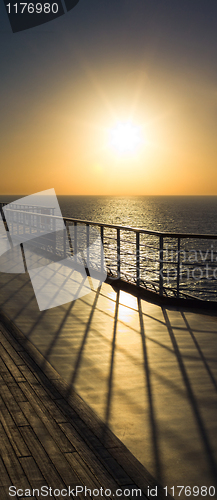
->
[138, 298, 162, 483]
[104, 290, 119, 429]
[66, 286, 102, 397]
[162, 307, 217, 482]
[181, 311, 217, 392]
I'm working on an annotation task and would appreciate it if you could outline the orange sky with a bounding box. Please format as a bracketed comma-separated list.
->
[1, 53, 217, 195]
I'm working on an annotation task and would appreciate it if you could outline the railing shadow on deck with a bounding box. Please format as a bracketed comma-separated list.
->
[1, 269, 216, 487]
[162, 308, 217, 481]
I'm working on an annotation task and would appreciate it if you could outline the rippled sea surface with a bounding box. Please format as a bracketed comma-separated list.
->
[2, 195, 217, 234]
[57, 195, 217, 235]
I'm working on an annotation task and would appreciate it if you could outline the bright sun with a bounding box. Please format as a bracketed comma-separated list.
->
[109, 122, 142, 155]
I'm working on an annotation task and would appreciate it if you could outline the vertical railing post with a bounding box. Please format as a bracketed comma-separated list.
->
[24, 208, 26, 236]
[29, 212, 31, 235]
[53, 213, 56, 254]
[117, 228, 120, 278]
[159, 235, 164, 295]
[74, 221, 77, 263]
[20, 243, 27, 272]
[11, 209, 14, 237]
[37, 212, 40, 236]
[63, 220, 67, 258]
[177, 237, 181, 298]
[0, 203, 4, 223]
[3, 206, 13, 248]
[66, 222, 73, 256]
[0, 204, 7, 228]
[86, 224, 90, 269]
[136, 232, 140, 286]
[101, 226, 104, 273]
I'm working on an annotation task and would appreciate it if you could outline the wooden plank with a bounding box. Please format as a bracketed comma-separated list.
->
[7, 426, 30, 457]
[0, 485, 12, 500]
[0, 329, 25, 359]
[19, 409, 106, 494]
[19, 348, 61, 382]
[0, 404, 17, 427]
[68, 389, 122, 448]
[101, 456, 134, 486]
[0, 365, 28, 405]
[56, 394, 121, 450]
[35, 394, 68, 424]
[26, 425, 79, 486]
[0, 342, 26, 381]
[56, 400, 126, 474]
[65, 451, 105, 490]
[19, 426, 66, 490]
[19, 363, 63, 400]
[17, 401, 42, 427]
[56, 400, 118, 462]
[0, 384, 28, 427]
[19, 456, 46, 486]
[60, 422, 120, 491]
[6, 382, 27, 403]
[0, 422, 31, 490]
[19, 426, 87, 500]
[16, 363, 40, 385]
[0, 456, 11, 487]
[0, 312, 26, 344]
[0, 360, 15, 382]
[18, 374, 67, 423]
[18, 384, 75, 452]
[109, 447, 173, 500]
[56, 398, 97, 434]
[0, 405, 29, 457]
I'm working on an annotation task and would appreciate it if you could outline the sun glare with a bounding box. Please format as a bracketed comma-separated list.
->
[109, 122, 142, 155]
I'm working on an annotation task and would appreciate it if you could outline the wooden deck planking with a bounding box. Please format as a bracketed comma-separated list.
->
[0, 314, 171, 500]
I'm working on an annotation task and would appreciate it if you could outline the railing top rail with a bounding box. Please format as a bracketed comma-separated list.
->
[1, 205, 217, 239]
[63, 217, 217, 239]
[0, 203, 55, 210]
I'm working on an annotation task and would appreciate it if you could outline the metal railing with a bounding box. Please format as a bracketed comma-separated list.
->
[1, 202, 217, 302]
[62, 217, 217, 302]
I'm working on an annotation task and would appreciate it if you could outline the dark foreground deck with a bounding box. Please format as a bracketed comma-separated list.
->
[0, 313, 167, 500]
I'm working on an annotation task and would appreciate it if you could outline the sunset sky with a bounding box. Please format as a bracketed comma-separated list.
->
[1, 0, 217, 195]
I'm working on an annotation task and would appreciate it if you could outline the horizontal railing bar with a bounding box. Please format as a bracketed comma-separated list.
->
[3, 207, 217, 239]
[0, 202, 55, 210]
[64, 218, 217, 239]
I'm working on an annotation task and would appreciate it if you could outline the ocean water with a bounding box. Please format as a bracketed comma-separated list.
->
[56, 195, 217, 234]
[2, 195, 217, 234]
